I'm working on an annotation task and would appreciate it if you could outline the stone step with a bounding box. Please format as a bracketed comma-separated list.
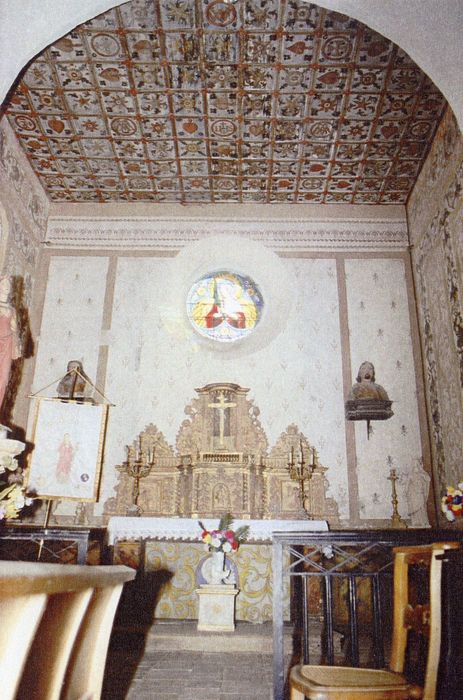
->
[114, 619, 344, 658]
[148, 620, 291, 653]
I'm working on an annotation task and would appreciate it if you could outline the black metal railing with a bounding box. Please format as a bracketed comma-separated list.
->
[272, 529, 463, 700]
[0, 525, 104, 564]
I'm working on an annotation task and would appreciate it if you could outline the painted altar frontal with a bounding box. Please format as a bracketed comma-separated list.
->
[104, 383, 336, 622]
[109, 517, 328, 623]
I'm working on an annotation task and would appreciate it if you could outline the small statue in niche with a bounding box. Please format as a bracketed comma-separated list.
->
[56, 360, 93, 400]
[406, 458, 431, 527]
[345, 361, 393, 436]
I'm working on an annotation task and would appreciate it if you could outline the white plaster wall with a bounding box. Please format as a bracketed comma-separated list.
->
[31, 255, 110, 518]
[99, 250, 348, 517]
[30, 229, 429, 526]
[32, 256, 109, 397]
[345, 258, 423, 520]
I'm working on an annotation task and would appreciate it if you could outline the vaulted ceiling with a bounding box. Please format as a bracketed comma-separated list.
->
[5, 0, 447, 205]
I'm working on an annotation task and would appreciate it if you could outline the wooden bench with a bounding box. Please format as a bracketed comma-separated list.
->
[0, 560, 135, 700]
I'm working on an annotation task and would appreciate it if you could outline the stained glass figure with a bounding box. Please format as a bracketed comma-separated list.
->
[186, 271, 263, 342]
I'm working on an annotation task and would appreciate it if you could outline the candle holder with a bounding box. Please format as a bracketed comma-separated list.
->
[117, 435, 157, 516]
[387, 468, 407, 529]
[287, 440, 317, 518]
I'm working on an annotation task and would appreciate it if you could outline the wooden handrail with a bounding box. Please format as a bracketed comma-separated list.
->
[0, 560, 135, 595]
[0, 561, 135, 700]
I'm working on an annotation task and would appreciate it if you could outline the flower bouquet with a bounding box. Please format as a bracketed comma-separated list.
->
[198, 514, 250, 585]
[199, 513, 250, 554]
[0, 483, 31, 521]
[0, 448, 32, 522]
[441, 482, 463, 521]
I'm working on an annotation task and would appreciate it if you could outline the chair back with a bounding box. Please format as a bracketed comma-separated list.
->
[0, 560, 135, 700]
[389, 542, 460, 700]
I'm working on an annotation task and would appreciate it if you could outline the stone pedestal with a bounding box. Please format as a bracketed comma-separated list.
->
[196, 584, 239, 632]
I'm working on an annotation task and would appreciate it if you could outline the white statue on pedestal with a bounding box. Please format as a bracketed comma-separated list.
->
[0, 426, 25, 473]
[406, 458, 431, 527]
[201, 550, 235, 585]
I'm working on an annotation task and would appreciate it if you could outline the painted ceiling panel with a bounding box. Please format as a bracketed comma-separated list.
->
[5, 0, 447, 204]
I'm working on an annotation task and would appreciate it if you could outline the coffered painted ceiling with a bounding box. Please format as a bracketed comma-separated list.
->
[5, 0, 447, 205]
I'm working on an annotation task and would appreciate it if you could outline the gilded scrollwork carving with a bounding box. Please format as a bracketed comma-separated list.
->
[104, 385, 340, 525]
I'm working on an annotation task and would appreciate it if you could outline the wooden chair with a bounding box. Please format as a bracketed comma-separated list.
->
[0, 560, 135, 700]
[289, 542, 460, 700]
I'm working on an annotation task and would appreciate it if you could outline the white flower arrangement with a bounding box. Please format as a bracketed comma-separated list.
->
[0, 445, 32, 521]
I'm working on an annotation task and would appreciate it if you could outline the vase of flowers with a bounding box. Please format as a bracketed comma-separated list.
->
[441, 482, 463, 522]
[198, 514, 249, 585]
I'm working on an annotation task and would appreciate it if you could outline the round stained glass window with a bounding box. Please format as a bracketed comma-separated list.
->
[186, 271, 264, 343]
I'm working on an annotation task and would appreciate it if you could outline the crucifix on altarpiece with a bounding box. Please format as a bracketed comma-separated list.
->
[208, 391, 236, 449]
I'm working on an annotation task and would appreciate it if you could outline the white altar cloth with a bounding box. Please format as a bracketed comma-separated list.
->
[106, 516, 328, 545]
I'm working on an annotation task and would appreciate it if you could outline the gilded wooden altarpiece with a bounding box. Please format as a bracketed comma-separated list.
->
[104, 383, 339, 622]
[104, 382, 339, 524]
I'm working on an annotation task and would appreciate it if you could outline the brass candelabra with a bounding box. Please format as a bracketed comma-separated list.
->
[387, 468, 407, 529]
[117, 436, 156, 516]
[287, 441, 317, 518]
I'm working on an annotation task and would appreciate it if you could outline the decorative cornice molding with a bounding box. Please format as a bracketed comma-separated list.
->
[46, 216, 409, 251]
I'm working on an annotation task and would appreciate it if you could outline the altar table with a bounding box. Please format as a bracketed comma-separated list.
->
[107, 517, 328, 544]
[107, 517, 328, 623]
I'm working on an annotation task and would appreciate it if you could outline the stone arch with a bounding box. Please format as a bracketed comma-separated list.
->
[0, 1, 125, 105]
[1, 1, 462, 130]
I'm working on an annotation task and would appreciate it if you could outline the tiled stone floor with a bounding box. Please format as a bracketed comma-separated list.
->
[102, 617, 371, 699]
[102, 622, 280, 699]
[104, 647, 274, 700]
